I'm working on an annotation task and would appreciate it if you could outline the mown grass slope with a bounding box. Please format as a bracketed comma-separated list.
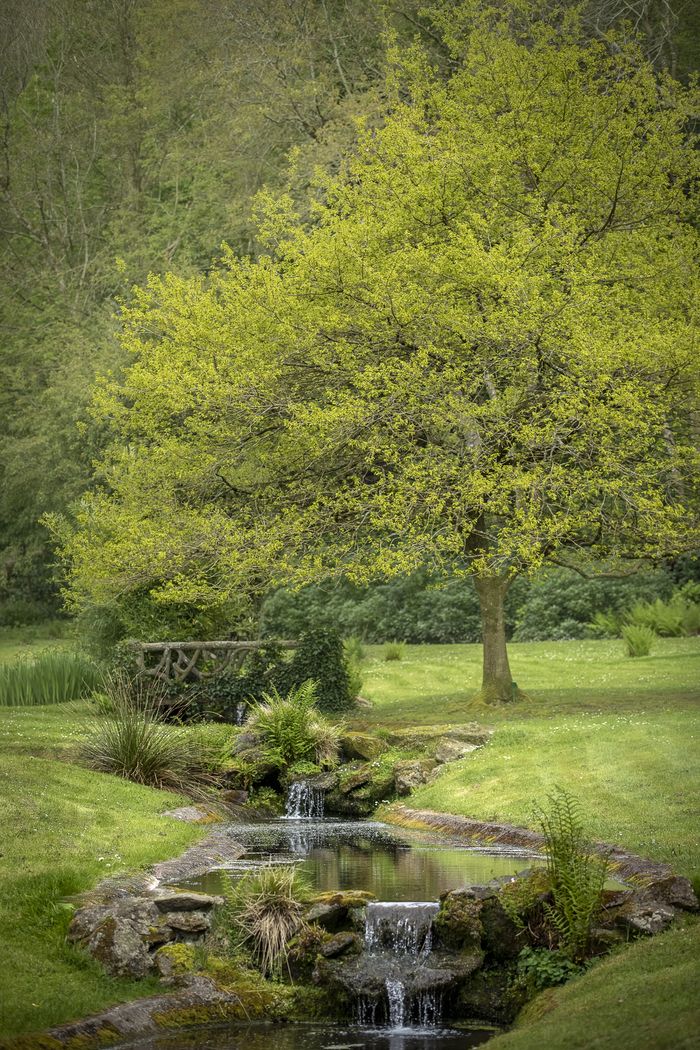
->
[0, 703, 204, 1037]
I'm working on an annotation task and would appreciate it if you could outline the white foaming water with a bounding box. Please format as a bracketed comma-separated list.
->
[364, 901, 439, 956]
[284, 781, 324, 820]
[385, 978, 406, 1029]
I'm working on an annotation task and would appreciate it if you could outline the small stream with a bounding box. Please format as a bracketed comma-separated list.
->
[121, 782, 543, 1050]
[179, 816, 542, 902]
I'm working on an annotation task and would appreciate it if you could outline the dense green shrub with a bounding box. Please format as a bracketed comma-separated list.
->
[621, 624, 655, 657]
[513, 569, 673, 642]
[280, 627, 353, 713]
[0, 648, 101, 706]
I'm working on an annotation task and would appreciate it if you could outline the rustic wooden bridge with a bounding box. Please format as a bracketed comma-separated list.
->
[129, 639, 298, 683]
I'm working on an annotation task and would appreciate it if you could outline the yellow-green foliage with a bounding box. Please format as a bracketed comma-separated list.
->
[52, 4, 699, 625]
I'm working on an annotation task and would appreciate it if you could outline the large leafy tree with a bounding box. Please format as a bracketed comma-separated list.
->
[54, 4, 699, 701]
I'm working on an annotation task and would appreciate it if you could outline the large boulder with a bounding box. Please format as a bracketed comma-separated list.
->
[68, 890, 222, 978]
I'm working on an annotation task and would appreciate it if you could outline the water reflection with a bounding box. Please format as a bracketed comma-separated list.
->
[179, 820, 542, 901]
[115, 1022, 496, 1050]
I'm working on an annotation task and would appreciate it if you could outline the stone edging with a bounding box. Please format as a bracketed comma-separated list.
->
[385, 805, 698, 909]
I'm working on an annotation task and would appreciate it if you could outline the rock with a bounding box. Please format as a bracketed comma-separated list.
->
[232, 731, 260, 754]
[394, 759, 437, 796]
[340, 731, 388, 762]
[219, 789, 249, 805]
[616, 899, 676, 936]
[162, 805, 213, 822]
[338, 767, 373, 793]
[384, 724, 492, 753]
[68, 897, 161, 979]
[319, 932, 363, 958]
[305, 902, 347, 930]
[434, 891, 484, 950]
[153, 942, 197, 981]
[313, 890, 375, 908]
[154, 891, 223, 912]
[589, 926, 627, 954]
[434, 738, 480, 764]
[47, 975, 241, 1042]
[479, 896, 525, 962]
[306, 770, 340, 791]
[644, 874, 698, 911]
[162, 910, 211, 935]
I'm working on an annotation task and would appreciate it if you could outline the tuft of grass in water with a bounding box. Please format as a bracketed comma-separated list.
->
[0, 648, 101, 705]
[222, 865, 311, 975]
[621, 624, 655, 658]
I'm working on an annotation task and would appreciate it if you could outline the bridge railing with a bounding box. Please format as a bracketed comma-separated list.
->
[129, 639, 298, 684]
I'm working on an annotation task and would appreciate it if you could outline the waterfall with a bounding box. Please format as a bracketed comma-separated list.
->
[364, 901, 439, 956]
[234, 702, 248, 726]
[385, 979, 406, 1029]
[284, 780, 324, 820]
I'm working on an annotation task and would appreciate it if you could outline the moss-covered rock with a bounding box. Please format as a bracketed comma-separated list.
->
[435, 891, 484, 950]
[457, 965, 527, 1025]
[340, 732, 388, 762]
[154, 942, 198, 980]
[325, 758, 398, 816]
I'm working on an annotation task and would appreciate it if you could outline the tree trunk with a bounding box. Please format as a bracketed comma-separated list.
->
[474, 575, 518, 703]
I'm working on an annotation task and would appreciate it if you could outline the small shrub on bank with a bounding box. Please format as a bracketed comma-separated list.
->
[80, 674, 224, 792]
[621, 624, 655, 657]
[0, 648, 101, 705]
[223, 865, 311, 974]
[281, 628, 354, 713]
[516, 946, 581, 990]
[383, 641, 405, 661]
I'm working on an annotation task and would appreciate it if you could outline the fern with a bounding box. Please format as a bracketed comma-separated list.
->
[539, 790, 607, 961]
[247, 680, 341, 768]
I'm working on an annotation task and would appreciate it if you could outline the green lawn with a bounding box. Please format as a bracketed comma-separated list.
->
[0, 703, 205, 1038]
[0, 623, 71, 665]
[357, 638, 700, 880]
[358, 637, 700, 723]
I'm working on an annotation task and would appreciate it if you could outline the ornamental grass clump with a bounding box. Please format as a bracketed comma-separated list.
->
[224, 864, 311, 975]
[539, 790, 608, 962]
[80, 673, 223, 792]
[0, 648, 101, 706]
[247, 680, 341, 768]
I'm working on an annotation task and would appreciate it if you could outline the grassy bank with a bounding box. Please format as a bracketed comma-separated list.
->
[488, 918, 700, 1050]
[0, 703, 205, 1037]
[0, 624, 71, 666]
[357, 638, 700, 881]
